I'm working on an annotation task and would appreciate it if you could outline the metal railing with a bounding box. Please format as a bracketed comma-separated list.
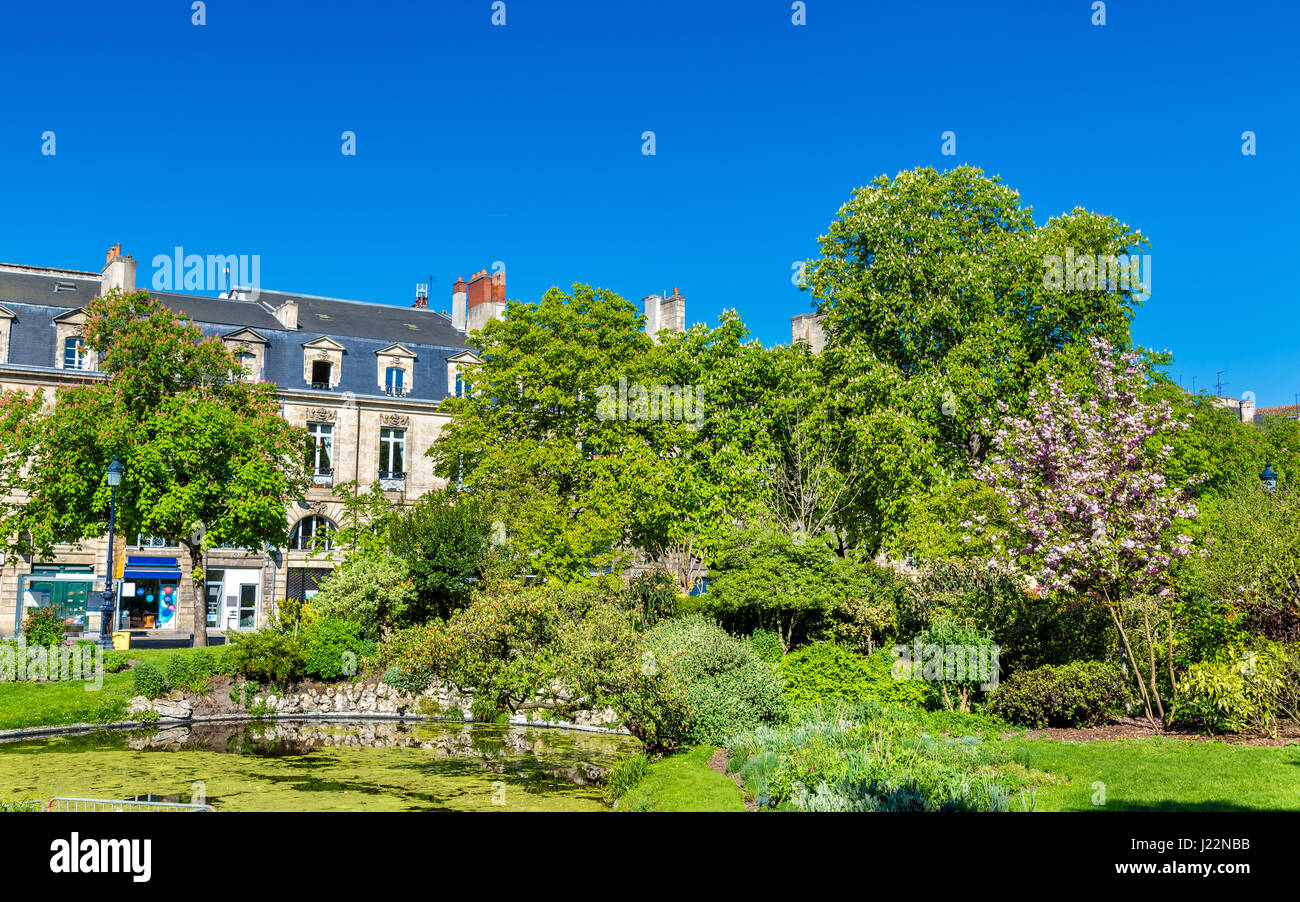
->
[47, 797, 215, 813]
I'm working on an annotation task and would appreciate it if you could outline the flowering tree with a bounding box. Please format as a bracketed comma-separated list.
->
[972, 340, 1199, 727]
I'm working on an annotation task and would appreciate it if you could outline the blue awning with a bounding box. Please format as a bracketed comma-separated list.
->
[123, 556, 181, 580]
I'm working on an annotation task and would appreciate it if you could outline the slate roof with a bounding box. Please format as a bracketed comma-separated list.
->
[0, 265, 471, 404]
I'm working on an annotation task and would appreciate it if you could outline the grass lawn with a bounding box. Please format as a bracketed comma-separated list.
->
[616, 746, 746, 812]
[1006, 737, 1300, 812]
[0, 647, 198, 732]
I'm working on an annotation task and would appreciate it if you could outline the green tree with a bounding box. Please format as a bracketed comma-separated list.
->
[0, 289, 310, 646]
[803, 166, 1149, 550]
[387, 488, 495, 620]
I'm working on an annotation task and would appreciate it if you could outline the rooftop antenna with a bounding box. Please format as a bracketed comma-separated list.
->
[1215, 369, 1229, 396]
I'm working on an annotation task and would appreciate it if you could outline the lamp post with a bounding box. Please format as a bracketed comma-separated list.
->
[1260, 461, 1279, 491]
[99, 457, 123, 649]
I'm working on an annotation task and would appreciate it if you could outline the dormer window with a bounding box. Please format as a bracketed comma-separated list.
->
[455, 372, 470, 398]
[311, 360, 333, 390]
[64, 337, 87, 370]
[234, 350, 257, 380]
[385, 367, 406, 396]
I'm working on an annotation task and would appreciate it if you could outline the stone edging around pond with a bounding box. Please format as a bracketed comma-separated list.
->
[0, 678, 630, 743]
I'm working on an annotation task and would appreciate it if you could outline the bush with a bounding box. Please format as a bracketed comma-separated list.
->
[748, 629, 784, 664]
[164, 648, 225, 694]
[382, 664, 435, 695]
[987, 661, 1129, 728]
[643, 615, 786, 746]
[22, 605, 64, 647]
[308, 554, 420, 641]
[1173, 643, 1293, 734]
[780, 642, 938, 710]
[132, 662, 168, 700]
[300, 618, 375, 681]
[102, 650, 131, 674]
[227, 629, 305, 684]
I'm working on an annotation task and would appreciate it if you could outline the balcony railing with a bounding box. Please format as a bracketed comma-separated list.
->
[378, 471, 406, 492]
[385, 386, 409, 398]
[312, 467, 334, 488]
[310, 381, 331, 390]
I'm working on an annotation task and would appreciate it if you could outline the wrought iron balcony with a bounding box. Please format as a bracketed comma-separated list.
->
[312, 467, 334, 488]
[377, 471, 406, 492]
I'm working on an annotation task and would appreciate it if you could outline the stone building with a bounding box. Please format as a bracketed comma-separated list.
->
[791, 312, 826, 353]
[0, 247, 500, 639]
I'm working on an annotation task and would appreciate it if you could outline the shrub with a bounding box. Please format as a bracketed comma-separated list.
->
[164, 648, 225, 694]
[748, 629, 784, 664]
[102, 650, 131, 674]
[642, 615, 786, 746]
[987, 661, 1129, 728]
[1173, 643, 1292, 734]
[780, 642, 938, 710]
[132, 662, 168, 700]
[382, 664, 435, 695]
[227, 629, 305, 684]
[300, 618, 375, 681]
[22, 605, 64, 647]
[623, 568, 678, 630]
[308, 554, 420, 641]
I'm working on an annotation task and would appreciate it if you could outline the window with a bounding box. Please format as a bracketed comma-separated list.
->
[379, 427, 406, 477]
[63, 337, 87, 370]
[289, 515, 335, 552]
[385, 367, 406, 396]
[307, 422, 333, 484]
[235, 350, 257, 380]
[136, 534, 178, 548]
[455, 372, 470, 398]
[310, 360, 332, 389]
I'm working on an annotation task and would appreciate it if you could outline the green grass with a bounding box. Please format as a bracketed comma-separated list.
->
[615, 746, 746, 812]
[0, 646, 206, 732]
[1003, 737, 1300, 811]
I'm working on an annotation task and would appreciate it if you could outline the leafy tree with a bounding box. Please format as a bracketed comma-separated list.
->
[0, 289, 310, 646]
[703, 528, 885, 652]
[307, 554, 419, 641]
[803, 166, 1149, 550]
[386, 488, 495, 620]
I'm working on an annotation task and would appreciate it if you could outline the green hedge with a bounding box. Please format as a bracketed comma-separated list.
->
[779, 642, 938, 709]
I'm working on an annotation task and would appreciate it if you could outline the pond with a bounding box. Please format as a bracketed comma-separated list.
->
[0, 719, 639, 811]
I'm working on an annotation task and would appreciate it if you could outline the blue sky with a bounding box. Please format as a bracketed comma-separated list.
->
[1, 0, 1296, 404]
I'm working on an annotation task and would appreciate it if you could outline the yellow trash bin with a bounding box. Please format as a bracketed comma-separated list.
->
[112, 631, 130, 651]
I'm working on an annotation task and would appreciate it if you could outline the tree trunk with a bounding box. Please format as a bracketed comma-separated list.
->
[187, 544, 208, 648]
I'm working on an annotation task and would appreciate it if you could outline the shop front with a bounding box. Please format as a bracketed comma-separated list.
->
[16, 566, 96, 637]
[206, 568, 263, 632]
[117, 556, 182, 631]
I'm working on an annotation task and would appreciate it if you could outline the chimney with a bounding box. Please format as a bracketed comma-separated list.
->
[657, 286, 685, 334]
[100, 244, 137, 296]
[452, 276, 468, 331]
[274, 299, 298, 330]
[643, 294, 662, 338]
[791, 313, 827, 354]
[466, 268, 506, 332]
[413, 282, 429, 310]
[1240, 395, 1256, 425]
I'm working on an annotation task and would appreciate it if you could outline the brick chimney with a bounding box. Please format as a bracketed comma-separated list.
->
[466, 269, 506, 332]
[791, 313, 826, 354]
[100, 244, 137, 296]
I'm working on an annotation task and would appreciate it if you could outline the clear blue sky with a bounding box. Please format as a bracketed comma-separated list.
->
[1, 0, 1296, 404]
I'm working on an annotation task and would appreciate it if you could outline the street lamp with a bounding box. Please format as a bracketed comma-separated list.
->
[99, 456, 123, 649]
[1260, 461, 1279, 491]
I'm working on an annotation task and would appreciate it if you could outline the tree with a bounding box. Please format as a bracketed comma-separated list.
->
[0, 289, 310, 646]
[703, 528, 885, 652]
[973, 340, 1199, 727]
[386, 488, 495, 620]
[803, 166, 1150, 550]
